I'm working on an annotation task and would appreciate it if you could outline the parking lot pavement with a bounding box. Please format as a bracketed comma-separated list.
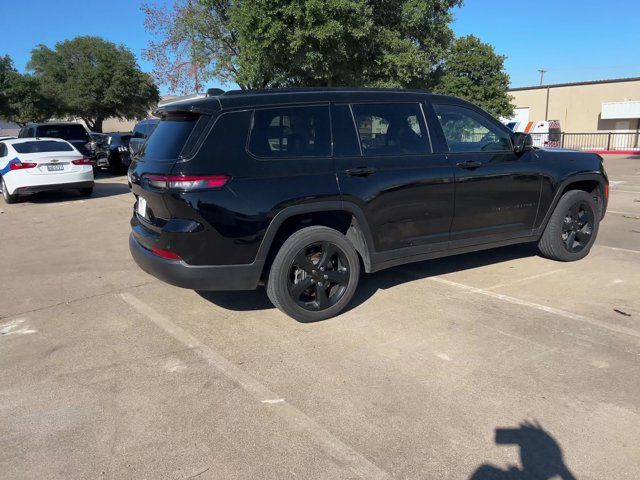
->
[1, 156, 639, 480]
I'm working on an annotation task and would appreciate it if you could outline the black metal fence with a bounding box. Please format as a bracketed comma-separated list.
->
[529, 132, 640, 151]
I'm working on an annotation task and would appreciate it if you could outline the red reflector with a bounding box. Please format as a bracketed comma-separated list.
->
[10, 162, 37, 170]
[604, 183, 609, 199]
[72, 157, 93, 165]
[144, 174, 230, 190]
[151, 246, 182, 260]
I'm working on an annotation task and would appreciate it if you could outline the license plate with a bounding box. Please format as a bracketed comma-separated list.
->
[137, 196, 147, 218]
[47, 164, 64, 171]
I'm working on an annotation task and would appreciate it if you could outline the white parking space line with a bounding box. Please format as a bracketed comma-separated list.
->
[611, 189, 640, 194]
[607, 210, 640, 217]
[43, 200, 85, 207]
[119, 293, 391, 480]
[484, 269, 564, 291]
[600, 246, 640, 255]
[398, 271, 640, 340]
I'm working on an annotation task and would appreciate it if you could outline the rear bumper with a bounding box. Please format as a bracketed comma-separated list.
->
[14, 181, 94, 195]
[129, 233, 262, 291]
[4, 167, 94, 195]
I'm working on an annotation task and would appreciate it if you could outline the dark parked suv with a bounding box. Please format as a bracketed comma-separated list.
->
[129, 118, 159, 157]
[19, 122, 94, 158]
[128, 88, 608, 321]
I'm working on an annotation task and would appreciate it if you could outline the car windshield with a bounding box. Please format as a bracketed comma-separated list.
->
[36, 124, 89, 141]
[13, 140, 74, 153]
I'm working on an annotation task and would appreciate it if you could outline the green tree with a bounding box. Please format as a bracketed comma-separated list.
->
[0, 55, 57, 125]
[143, 0, 462, 91]
[6, 74, 59, 125]
[0, 55, 15, 117]
[28, 36, 160, 132]
[434, 35, 514, 118]
[142, 0, 239, 93]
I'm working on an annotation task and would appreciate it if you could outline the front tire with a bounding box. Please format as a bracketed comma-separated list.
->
[538, 190, 599, 261]
[267, 226, 360, 322]
[1, 177, 18, 204]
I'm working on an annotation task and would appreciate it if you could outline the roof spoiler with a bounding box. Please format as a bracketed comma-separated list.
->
[206, 88, 225, 97]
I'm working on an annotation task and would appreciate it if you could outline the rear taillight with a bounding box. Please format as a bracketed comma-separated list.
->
[72, 158, 93, 165]
[604, 183, 609, 200]
[10, 162, 37, 170]
[151, 246, 182, 260]
[144, 174, 230, 191]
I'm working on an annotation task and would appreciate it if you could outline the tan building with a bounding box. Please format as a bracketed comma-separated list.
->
[509, 77, 640, 134]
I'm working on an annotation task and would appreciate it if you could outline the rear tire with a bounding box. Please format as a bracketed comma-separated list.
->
[267, 226, 360, 322]
[79, 187, 93, 197]
[538, 190, 599, 261]
[1, 177, 18, 204]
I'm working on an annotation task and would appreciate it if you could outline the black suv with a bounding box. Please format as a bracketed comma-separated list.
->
[94, 132, 132, 173]
[128, 88, 608, 322]
[19, 122, 94, 158]
[129, 118, 159, 157]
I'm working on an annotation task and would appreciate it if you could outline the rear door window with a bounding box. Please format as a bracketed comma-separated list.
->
[351, 103, 430, 156]
[13, 140, 74, 153]
[248, 105, 331, 158]
[138, 114, 199, 161]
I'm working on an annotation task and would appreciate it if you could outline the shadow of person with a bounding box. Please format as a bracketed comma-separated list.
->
[469, 421, 576, 480]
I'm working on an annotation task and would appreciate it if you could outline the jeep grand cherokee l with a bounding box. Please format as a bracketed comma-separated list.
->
[128, 88, 608, 322]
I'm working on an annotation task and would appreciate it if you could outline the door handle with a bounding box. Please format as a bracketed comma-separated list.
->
[456, 160, 483, 169]
[346, 166, 377, 177]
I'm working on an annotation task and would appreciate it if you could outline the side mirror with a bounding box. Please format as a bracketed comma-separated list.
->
[513, 133, 533, 153]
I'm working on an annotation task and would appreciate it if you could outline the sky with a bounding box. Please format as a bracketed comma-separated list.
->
[2, 0, 639, 93]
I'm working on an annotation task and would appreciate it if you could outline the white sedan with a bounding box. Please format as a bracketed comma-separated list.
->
[0, 138, 94, 203]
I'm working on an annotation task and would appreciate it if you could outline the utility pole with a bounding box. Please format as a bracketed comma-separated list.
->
[538, 69, 547, 86]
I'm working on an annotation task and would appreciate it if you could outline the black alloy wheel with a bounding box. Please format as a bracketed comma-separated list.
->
[538, 189, 599, 262]
[288, 241, 350, 311]
[561, 200, 594, 253]
[267, 226, 360, 322]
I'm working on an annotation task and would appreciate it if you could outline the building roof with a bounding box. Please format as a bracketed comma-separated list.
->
[509, 77, 640, 92]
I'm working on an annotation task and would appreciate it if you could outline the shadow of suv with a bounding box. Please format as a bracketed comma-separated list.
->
[128, 88, 608, 322]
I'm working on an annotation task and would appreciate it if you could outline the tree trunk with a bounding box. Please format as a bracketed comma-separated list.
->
[84, 117, 103, 133]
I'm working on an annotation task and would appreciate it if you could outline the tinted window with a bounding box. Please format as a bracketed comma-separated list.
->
[36, 124, 89, 141]
[0, 143, 7, 157]
[138, 114, 198, 161]
[249, 106, 331, 158]
[331, 105, 360, 157]
[434, 104, 512, 152]
[13, 141, 74, 153]
[109, 134, 131, 146]
[351, 103, 429, 156]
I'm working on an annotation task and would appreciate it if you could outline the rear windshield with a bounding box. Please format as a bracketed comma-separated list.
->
[13, 140, 74, 153]
[138, 115, 198, 161]
[36, 124, 89, 141]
